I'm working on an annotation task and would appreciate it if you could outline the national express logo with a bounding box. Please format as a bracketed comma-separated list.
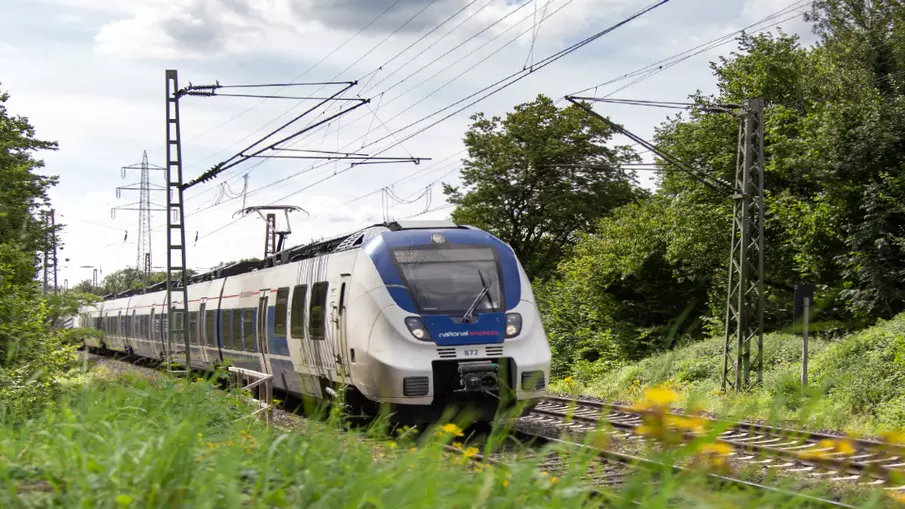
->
[437, 330, 501, 338]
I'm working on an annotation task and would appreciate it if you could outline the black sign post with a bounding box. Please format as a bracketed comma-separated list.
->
[794, 284, 814, 388]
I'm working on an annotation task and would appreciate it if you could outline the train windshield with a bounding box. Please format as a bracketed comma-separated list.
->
[393, 246, 502, 314]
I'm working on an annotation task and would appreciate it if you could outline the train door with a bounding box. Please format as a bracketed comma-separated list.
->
[150, 308, 159, 358]
[256, 294, 272, 374]
[199, 301, 208, 364]
[333, 275, 352, 383]
[309, 282, 331, 380]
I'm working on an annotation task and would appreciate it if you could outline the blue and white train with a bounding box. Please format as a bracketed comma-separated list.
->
[77, 220, 551, 421]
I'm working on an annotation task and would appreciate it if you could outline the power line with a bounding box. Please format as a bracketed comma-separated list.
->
[570, 0, 813, 97]
[183, 0, 805, 233]
[185, 0, 671, 244]
[360, 0, 674, 161]
[181, 0, 407, 149]
[172, 0, 558, 219]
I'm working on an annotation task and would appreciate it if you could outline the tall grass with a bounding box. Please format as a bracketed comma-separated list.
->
[0, 365, 895, 508]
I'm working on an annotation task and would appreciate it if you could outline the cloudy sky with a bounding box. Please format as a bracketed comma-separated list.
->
[2, 0, 815, 287]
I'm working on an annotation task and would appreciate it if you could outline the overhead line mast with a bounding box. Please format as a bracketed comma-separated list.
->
[112, 151, 166, 287]
[163, 70, 430, 375]
[566, 95, 765, 393]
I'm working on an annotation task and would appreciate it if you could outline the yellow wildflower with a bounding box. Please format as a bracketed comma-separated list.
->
[666, 415, 708, 432]
[799, 439, 854, 460]
[643, 387, 678, 407]
[550, 476, 559, 485]
[452, 441, 463, 449]
[698, 442, 732, 456]
[386, 442, 397, 449]
[502, 479, 510, 488]
[439, 423, 464, 437]
[887, 491, 905, 504]
[881, 431, 905, 444]
[463, 447, 479, 458]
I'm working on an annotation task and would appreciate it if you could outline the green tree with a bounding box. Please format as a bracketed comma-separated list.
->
[543, 5, 905, 377]
[443, 94, 643, 279]
[0, 84, 58, 284]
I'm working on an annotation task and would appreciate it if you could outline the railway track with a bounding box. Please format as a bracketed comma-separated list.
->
[526, 396, 905, 493]
[446, 430, 862, 507]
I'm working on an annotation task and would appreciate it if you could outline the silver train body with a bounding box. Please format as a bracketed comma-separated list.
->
[77, 221, 551, 420]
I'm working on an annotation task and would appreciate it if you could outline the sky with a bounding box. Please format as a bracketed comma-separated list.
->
[1, 0, 817, 288]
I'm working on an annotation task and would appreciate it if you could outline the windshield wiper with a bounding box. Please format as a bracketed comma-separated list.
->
[462, 271, 491, 323]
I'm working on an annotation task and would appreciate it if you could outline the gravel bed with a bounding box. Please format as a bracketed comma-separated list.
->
[80, 351, 166, 381]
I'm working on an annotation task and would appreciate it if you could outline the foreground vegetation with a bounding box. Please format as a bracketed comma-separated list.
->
[551, 312, 905, 436]
[0, 363, 896, 508]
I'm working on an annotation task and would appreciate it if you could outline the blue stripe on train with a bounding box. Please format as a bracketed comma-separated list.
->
[266, 306, 290, 356]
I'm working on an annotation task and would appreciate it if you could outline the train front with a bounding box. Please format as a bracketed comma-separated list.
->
[359, 226, 551, 422]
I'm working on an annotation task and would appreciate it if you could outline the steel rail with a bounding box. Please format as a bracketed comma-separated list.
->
[532, 396, 905, 487]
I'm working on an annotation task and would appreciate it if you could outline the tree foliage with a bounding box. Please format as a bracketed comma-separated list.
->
[0, 85, 80, 417]
[540, 1, 905, 377]
[444, 95, 643, 279]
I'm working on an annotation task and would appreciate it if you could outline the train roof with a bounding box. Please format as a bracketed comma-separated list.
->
[100, 220, 475, 301]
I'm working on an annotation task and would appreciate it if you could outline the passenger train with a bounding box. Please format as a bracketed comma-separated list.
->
[76, 220, 551, 422]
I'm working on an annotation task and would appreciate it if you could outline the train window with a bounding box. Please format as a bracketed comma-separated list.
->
[231, 310, 241, 350]
[219, 311, 229, 349]
[274, 288, 289, 337]
[205, 310, 215, 347]
[309, 282, 328, 340]
[339, 283, 346, 314]
[392, 246, 502, 314]
[242, 309, 255, 351]
[290, 285, 307, 338]
[188, 312, 197, 345]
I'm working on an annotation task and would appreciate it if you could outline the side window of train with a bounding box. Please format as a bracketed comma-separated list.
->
[205, 310, 215, 347]
[188, 312, 197, 345]
[290, 285, 307, 338]
[308, 282, 328, 340]
[274, 287, 289, 338]
[242, 309, 255, 351]
[231, 310, 242, 350]
[220, 310, 229, 349]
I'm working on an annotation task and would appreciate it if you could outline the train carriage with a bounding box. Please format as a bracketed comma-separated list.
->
[78, 221, 551, 422]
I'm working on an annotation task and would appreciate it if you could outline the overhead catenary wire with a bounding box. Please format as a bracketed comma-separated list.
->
[169, 0, 573, 222]
[185, 0, 673, 246]
[166, 0, 808, 238]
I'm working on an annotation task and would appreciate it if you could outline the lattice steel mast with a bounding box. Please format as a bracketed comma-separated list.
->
[165, 70, 191, 374]
[721, 99, 765, 392]
[565, 96, 766, 392]
[112, 151, 166, 286]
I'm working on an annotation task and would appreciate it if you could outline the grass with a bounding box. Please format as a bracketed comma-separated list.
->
[0, 362, 900, 508]
[550, 313, 905, 436]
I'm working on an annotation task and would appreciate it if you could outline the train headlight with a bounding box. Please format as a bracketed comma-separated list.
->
[505, 313, 522, 338]
[404, 317, 432, 341]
